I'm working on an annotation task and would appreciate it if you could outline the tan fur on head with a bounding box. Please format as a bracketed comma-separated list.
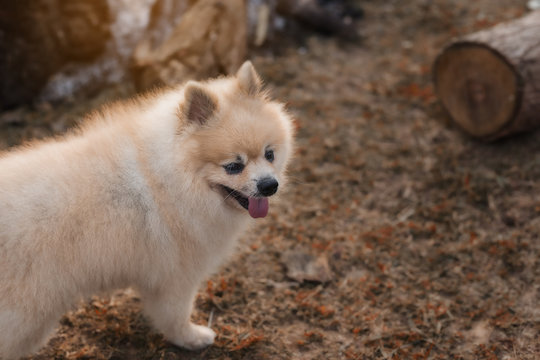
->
[0, 61, 294, 359]
[181, 81, 218, 126]
[236, 60, 263, 96]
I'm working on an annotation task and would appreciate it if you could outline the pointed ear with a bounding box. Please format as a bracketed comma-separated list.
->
[181, 82, 217, 126]
[236, 60, 263, 96]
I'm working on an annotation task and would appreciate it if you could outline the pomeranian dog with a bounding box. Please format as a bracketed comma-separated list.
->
[0, 61, 294, 359]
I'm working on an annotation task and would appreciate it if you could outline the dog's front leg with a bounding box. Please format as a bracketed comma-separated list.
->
[141, 285, 215, 350]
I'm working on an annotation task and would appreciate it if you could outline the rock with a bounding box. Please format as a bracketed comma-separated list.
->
[276, 0, 362, 40]
[281, 250, 333, 283]
[132, 0, 247, 90]
[0, 0, 111, 109]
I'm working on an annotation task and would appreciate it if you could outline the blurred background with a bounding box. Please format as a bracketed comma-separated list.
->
[1, 1, 539, 359]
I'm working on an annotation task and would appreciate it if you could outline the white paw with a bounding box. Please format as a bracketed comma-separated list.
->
[173, 323, 216, 351]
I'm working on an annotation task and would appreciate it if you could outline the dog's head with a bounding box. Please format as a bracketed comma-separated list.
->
[178, 61, 294, 218]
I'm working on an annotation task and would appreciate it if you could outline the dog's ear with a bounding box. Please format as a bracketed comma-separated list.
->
[236, 60, 262, 96]
[181, 82, 217, 126]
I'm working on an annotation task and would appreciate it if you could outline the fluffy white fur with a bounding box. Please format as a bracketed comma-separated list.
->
[0, 61, 294, 359]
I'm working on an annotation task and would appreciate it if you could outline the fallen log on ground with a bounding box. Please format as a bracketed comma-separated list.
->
[433, 10, 540, 141]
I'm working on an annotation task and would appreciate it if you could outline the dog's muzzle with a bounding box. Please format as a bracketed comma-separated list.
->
[256, 177, 278, 197]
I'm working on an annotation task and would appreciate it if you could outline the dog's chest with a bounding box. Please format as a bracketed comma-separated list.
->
[181, 209, 249, 268]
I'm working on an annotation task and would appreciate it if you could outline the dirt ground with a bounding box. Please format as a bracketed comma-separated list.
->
[1, 0, 538, 359]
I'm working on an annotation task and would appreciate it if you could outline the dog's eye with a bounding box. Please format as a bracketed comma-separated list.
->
[223, 162, 244, 175]
[265, 149, 274, 163]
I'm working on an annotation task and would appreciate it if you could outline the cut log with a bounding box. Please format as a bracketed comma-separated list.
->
[132, 0, 246, 91]
[433, 11, 540, 140]
[0, 0, 111, 109]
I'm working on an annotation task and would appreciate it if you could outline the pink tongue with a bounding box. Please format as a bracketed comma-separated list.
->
[248, 197, 269, 218]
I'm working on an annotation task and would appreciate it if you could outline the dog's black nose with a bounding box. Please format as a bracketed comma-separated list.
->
[257, 177, 279, 196]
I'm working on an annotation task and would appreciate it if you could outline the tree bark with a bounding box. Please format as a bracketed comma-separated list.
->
[433, 11, 540, 140]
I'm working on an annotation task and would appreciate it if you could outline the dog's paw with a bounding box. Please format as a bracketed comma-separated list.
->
[173, 323, 216, 351]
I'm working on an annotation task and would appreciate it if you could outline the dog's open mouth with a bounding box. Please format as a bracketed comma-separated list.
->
[220, 185, 249, 210]
[218, 185, 269, 219]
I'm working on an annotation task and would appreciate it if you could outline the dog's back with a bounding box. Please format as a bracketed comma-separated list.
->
[0, 61, 294, 359]
[0, 115, 160, 358]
